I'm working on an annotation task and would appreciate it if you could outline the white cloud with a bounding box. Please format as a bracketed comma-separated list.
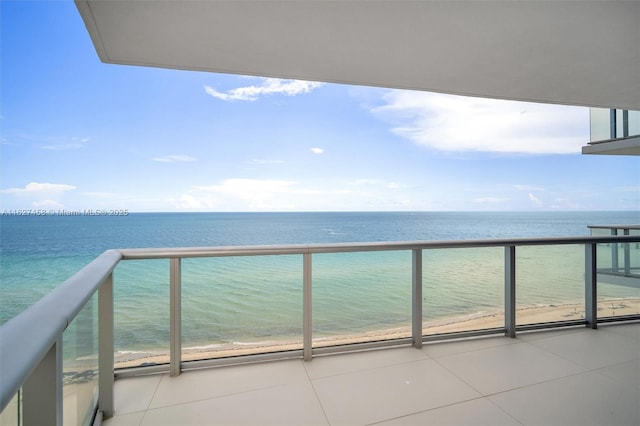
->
[204, 78, 323, 101]
[549, 198, 580, 209]
[177, 179, 298, 210]
[32, 199, 64, 209]
[473, 197, 508, 204]
[173, 178, 364, 211]
[152, 155, 197, 163]
[371, 91, 589, 154]
[310, 147, 324, 154]
[614, 185, 640, 192]
[41, 136, 90, 150]
[0, 182, 77, 210]
[528, 193, 543, 207]
[1, 182, 76, 194]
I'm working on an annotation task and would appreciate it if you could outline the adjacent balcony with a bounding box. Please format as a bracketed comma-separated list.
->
[582, 108, 640, 155]
[1, 233, 639, 425]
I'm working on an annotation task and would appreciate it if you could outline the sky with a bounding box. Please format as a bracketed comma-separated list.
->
[1, 1, 638, 213]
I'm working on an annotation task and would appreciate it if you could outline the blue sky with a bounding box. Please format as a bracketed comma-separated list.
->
[1, 1, 638, 212]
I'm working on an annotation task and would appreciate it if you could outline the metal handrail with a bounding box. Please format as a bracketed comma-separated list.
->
[1, 235, 639, 419]
[0, 250, 121, 413]
[119, 235, 640, 259]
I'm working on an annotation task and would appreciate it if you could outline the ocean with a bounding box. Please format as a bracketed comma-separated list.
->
[1, 211, 638, 354]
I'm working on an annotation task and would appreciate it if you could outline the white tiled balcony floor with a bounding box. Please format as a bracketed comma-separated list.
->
[104, 323, 640, 426]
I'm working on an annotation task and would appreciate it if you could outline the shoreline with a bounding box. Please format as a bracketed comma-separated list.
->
[114, 298, 640, 368]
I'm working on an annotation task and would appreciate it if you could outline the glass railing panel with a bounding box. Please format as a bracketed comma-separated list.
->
[62, 293, 98, 426]
[181, 255, 302, 360]
[596, 239, 615, 272]
[627, 230, 640, 275]
[0, 390, 20, 426]
[422, 247, 503, 335]
[593, 228, 640, 274]
[312, 251, 411, 347]
[597, 240, 640, 320]
[590, 108, 612, 142]
[616, 109, 625, 138]
[628, 110, 640, 137]
[113, 260, 169, 369]
[622, 229, 640, 277]
[597, 285, 640, 319]
[516, 245, 585, 325]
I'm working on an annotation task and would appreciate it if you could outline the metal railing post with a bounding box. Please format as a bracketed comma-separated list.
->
[504, 246, 516, 338]
[585, 243, 598, 329]
[170, 258, 182, 376]
[623, 228, 631, 276]
[98, 273, 114, 418]
[611, 228, 619, 273]
[303, 253, 312, 361]
[22, 337, 62, 426]
[412, 249, 423, 348]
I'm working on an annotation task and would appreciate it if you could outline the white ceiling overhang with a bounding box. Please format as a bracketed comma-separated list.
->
[75, 0, 640, 110]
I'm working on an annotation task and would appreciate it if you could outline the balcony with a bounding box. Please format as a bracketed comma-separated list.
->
[106, 323, 640, 425]
[1, 234, 639, 425]
[582, 109, 640, 155]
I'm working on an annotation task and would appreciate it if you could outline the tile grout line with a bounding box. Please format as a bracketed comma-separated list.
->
[303, 359, 332, 425]
[305, 347, 431, 380]
[138, 373, 165, 426]
[363, 396, 525, 426]
[140, 367, 314, 413]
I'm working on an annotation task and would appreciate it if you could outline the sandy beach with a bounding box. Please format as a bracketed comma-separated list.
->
[114, 298, 640, 369]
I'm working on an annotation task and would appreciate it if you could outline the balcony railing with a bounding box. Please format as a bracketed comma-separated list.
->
[588, 225, 640, 279]
[1, 234, 639, 425]
[589, 108, 640, 142]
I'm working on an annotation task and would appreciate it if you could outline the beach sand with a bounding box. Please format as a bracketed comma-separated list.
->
[113, 298, 640, 369]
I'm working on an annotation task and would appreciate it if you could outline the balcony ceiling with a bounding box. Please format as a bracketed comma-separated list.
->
[75, 0, 639, 110]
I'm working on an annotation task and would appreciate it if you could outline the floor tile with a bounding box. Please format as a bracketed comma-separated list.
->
[312, 358, 480, 425]
[435, 341, 585, 395]
[112, 374, 162, 415]
[103, 324, 640, 425]
[421, 335, 517, 358]
[103, 411, 145, 426]
[525, 327, 639, 369]
[490, 371, 640, 426]
[149, 359, 307, 409]
[375, 397, 520, 426]
[596, 359, 640, 391]
[305, 346, 428, 379]
[600, 322, 640, 341]
[141, 381, 328, 426]
[516, 326, 588, 341]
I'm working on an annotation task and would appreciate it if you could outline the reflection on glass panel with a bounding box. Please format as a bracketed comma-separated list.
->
[313, 251, 411, 347]
[628, 110, 640, 137]
[114, 260, 169, 369]
[594, 228, 640, 275]
[590, 108, 612, 142]
[0, 390, 20, 426]
[516, 245, 585, 325]
[630, 230, 640, 274]
[63, 294, 98, 426]
[616, 109, 625, 138]
[181, 256, 303, 360]
[598, 240, 640, 319]
[423, 247, 503, 335]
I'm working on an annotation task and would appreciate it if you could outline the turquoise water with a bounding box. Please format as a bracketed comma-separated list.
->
[1, 211, 638, 352]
